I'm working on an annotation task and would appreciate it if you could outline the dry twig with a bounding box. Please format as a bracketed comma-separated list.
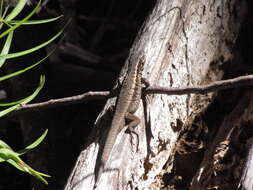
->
[145, 74, 253, 95]
[11, 91, 110, 116]
[9, 75, 253, 115]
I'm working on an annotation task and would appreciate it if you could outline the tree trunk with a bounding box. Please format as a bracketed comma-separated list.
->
[64, 0, 247, 189]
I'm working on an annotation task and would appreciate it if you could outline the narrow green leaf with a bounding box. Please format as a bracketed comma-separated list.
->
[27, 165, 50, 184]
[0, 0, 3, 19]
[2, 5, 10, 19]
[0, 6, 10, 30]
[0, 44, 59, 83]
[0, 75, 45, 117]
[17, 129, 48, 155]
[31, 170, 51, 178]
[6, 159, 26, 171]
[0, 148, 25, 171]
[4, 0, 30, 21]
[0, 139, 12, 149]
[0, 157, 24, 172]
[0, 29, 63, 60]
[0, 0, 41, 39]
[0, 4, 9, 30]
[0, 147, 20, 162]
[0, 98, 27, 106]
[0, 149, 26, 172]
[21, 75, 45, 104]
[0, 104, 19, 117]
[0, 30, 13, 68]
[7, 15, 63, 25]
[0, 148, 50, 184]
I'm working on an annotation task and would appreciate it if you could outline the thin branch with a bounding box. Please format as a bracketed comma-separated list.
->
[11, 91, 111, 116]
[145, 75, 253, 95]
[7, 74, 253, 116]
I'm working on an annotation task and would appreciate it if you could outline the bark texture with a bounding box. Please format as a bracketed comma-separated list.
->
[64, 0, 247, 190]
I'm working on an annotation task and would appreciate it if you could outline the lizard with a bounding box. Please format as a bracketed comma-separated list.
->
[94, 55, 145, 187]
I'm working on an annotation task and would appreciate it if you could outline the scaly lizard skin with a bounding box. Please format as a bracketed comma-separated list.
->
[94, 55, 145, 187]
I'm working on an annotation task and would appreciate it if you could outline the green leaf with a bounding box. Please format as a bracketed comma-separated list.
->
[17, 129, 48, 155]
[21, 75, 45, 104]
[0, 132, 50, 183]
[0, 139, 12, 150]
[0, 7, 10, 31]
[27, 165, 50, 184]
[0, 0, 41, 39]
[0, 28, 63, 60]
[7, 15, 63, 25]
[0, 148, 28, 171]
[0, 104, 19, 117]
[0, 0, 3, 20]
[2, 5, 10, 20]
[0, 75, 45, 117]
[0, 130, 48, 162]
[0, 98, 27, 106]
[4, 0, 30, 21]
[0, 147, 20, 162]
[0, 44, 59, 83]
[0, 156, 24, 173]
[0, 147, 50, 184]
[7, 159, 25, 171]
[0, 30, 13, 68]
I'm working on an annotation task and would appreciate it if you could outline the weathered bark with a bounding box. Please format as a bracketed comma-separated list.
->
[190, 89, 253, 190]
[240, 139, 253, 190]
[64, 0, 246, 190]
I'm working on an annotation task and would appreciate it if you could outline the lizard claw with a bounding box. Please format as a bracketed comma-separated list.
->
[126, 126, 139, 152]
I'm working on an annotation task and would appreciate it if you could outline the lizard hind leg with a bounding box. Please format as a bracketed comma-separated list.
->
[125, 113, 140, 152]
